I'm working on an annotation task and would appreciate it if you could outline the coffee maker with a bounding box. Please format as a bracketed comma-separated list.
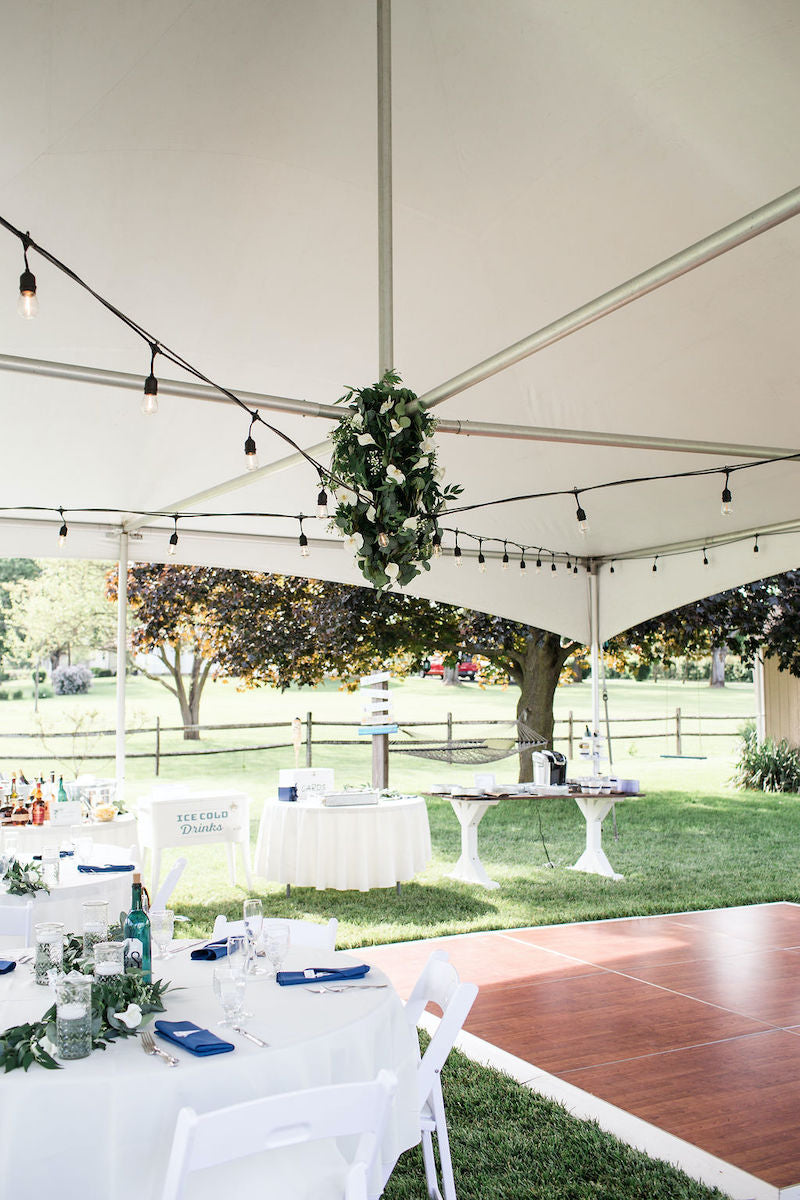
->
[531, 750, 568, 786]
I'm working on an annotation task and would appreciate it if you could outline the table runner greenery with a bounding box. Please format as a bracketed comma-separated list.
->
[1, 857, 49, 896]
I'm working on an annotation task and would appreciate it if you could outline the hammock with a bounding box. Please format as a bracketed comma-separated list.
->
[391, 720, 546, 764]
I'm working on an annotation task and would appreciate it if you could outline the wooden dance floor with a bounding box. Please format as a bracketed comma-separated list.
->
[363, 902, 800, 1199]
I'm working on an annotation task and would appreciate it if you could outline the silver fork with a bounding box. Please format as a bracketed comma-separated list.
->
[140, 1030, 179, 1066]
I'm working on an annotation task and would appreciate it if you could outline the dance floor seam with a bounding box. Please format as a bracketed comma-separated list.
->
[362, 902, 800, 1199]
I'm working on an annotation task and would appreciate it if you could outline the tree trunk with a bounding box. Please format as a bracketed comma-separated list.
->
[442, 666, 459, 686]
[709, 646, 727, 687]
[513, 634, 571, 781]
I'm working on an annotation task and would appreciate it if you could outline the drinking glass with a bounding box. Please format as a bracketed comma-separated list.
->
[150, 909, 175, 958]
[226, 934, 252, 1014]
[263, 920, 290, 980]
[213, 963, 246, 1028]
[82, 900, 108, 958]
[94, 941, 125, 977]
[3, 834, 18, 861]
[75, 836, 93, 866]
[41, 845, 60, 888]
[54, 974, 92, 1060]
[243, 899, 267, 975]
[34, 921, 65, 985]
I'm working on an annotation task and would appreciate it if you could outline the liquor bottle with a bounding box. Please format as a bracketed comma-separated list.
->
[31, 788, 46, 826]
[123, 873, 152, 982]
[57, 776, 68, 803]
[9, 775, 17, 801]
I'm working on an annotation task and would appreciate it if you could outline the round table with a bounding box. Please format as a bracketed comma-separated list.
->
[0, 845, 136, 933]
[0, 945, 420, 1199]
[254, 797, 432, 891]
[0, 813, 138, 856]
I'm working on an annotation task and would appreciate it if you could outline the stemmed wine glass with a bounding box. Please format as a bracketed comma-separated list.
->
[213, 963, 246, 1028]
[150, 909, 175, 958]
[263, 920, 290, 981]
[243, 899, 268, 975]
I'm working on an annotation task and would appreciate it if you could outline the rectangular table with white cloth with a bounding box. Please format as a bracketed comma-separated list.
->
[254, 796, 432, 891]
[0, 812, 138, 856]
[137, 789, 253, 894]
[0, 944, 420, 1199]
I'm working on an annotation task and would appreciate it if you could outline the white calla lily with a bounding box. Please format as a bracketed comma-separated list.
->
[403, 517, 417, 530]
[366, 504, 377, 522]
[386, 464, 405, 485]
[385, 562, 400, 581]
[116, 1003, 143, 1030]
[357, 432, 375, 447]
[389, 419, 404, 437]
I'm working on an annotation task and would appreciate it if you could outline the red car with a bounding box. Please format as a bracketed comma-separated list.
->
[421, 656, 479, 682]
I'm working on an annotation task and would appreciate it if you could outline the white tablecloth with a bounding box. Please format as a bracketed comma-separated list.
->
[0, 845, 135, 934]
[254, 797, 432, 890]
[0, 813, 138, 855]
[0, 945, 420, 1199]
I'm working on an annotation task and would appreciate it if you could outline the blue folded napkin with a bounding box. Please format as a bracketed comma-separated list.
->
[32, 850, 74, 860]
[154, 1019, 234, 1056]
[0, 959, 16, 975]
[190, 938, 229, 961]
[76, 863, 136, 873]
[277, 964, 370, 987]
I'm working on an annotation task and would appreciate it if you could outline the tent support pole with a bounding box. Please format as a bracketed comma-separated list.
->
[754, 651, 766, 746]
[415, 185, 800, 411]
[373, 0, 393, 791]
[589, 570, 601, 778]
[115, 533, 128, 803]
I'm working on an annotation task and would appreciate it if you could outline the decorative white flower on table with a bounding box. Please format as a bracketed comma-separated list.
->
[385, 562, 400, 581]
[389, 419, 404, 437]
[379, 398, 393, 414]
[357, 432, 376, 447]
[386, 464, 405, 485]
[115, 1003, 143, 1030]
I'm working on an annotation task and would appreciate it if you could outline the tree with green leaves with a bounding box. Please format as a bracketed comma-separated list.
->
[7, 560, 117, 673]
[0, 558, 40, 668]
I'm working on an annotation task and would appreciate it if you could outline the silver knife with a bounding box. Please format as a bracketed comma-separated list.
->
[232, 1025, 269, 1047]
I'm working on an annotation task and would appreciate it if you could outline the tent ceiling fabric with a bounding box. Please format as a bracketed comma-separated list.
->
[0, 0, 799, 644]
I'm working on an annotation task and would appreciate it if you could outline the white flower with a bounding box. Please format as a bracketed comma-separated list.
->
[421, 436, 437, 453]
[379, 398, 393, 414]
[414, 455, 430, 471]
[434, 466, 446, 482]
[386, 464, 405, 485]
[349, 411, 363, 430]
[385, 562, 400, 581]
[334, 487, 355, 507]
[389, 419, 404, 437]
[402, 517, 417, 531]
[344, 532, 364, 552]
[357, 432, 376, 447]
[116, 1003, 143, 1030]
[366, 504, 377, 522]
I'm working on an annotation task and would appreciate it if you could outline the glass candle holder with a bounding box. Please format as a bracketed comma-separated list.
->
[34, 921, 65, 985]
[41, 845, 60, 888]
[82, 900, 109, 958]
[54, 974, 92, 1060]
[94, 941, 125, 978]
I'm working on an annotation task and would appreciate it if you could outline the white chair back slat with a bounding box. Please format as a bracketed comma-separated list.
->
[0, 899, 34, 945]
[213, 913, 337, 952]
[161, 1070, 397, 1200]
[152, 856, 187, 911]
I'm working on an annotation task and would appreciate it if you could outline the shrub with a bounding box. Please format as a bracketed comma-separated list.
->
[11, 689, 23, 700]
[731, 723, 800, 793]
[31, 669, 47, 684]
[0, 691, 8, 701]
[52, 665, 94, 696]
[91, 667, 115, 678]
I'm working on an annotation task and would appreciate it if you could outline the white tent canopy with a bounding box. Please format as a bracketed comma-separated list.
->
[0, 0, 799, 649]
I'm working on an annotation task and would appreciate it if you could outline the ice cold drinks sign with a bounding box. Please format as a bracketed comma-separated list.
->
[176, 806, 232, 836]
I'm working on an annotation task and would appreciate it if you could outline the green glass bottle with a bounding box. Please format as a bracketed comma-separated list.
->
[123, 872, 152, 982]
[57, 776, 68, 803]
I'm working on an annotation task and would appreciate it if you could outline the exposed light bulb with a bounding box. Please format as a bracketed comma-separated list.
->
[609, 562, 615, 574]
[573, 565, 578, 574]
[536, 555, 542, 573]
[432, 531, 442, 558]
[702, 549, 709, 566]
[317, 488, 329, 519]
[575, 503, 588, 534]
[58, 521, 68, 547]
[478, 543, 486, 573]
[753, 536, 760, 554]
[168, 530, 178, 556]
[721, 473, 732, 515]
[551, 559, 557, 573]
[378, 530, 390, 549]
[244, 434, 258, 471]
[18, 269, 38, 319]
[519, 554, 526, 572]
[142, 373, 159, 415]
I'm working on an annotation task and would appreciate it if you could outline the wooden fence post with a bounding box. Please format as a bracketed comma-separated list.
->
[305, 711, 313, 767]
[155, 716, 161, 776]
[568, 710, 574, 758]
[675, 707, 682, 756]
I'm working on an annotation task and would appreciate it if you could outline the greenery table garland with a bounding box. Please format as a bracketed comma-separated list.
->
[330, 370, 463, 589]
[1, 857, 50, 896]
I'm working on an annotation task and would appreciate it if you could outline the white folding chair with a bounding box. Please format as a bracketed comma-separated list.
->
[152, 856, 188, 911]
[0, 900, 34, 947]
[160, 1069, 397, 1200]
[213, 913, 338, 952]
[392, 950, 478, 1200]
